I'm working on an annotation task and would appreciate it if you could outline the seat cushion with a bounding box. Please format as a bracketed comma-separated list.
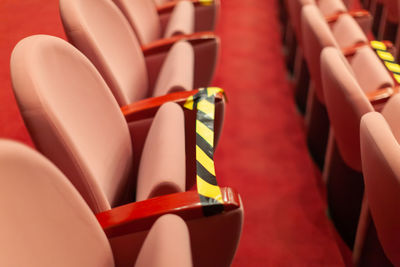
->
[164, 1, 195, 38]
[152, 41, 194, 97]
[136, 102, 186, 201]
[135, 214, 193, 267]
[0, 140, 114, 267]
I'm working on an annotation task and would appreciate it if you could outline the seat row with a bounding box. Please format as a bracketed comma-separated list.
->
[280, 0, 400, 265]
[1, 0, 243, 266]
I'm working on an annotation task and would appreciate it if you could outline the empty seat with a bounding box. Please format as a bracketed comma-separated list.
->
[59, 0, 218, 107]
[0, 139, 193, 267]
[112, 0, 194, 45]
[10, 35, 243, 267]
[358, 94, 400, 265]
[321, 46, 375, 247]
[152, 0, 220, 33]
[11, 35, 186, 213]
[286, 0, 346, 46]
[301, 4, 367, 167]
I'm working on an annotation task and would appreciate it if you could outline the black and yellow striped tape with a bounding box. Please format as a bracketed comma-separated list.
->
[199, 0, 214, 6]
[184, 87, 225, 216]
[370, 40, 400, 85]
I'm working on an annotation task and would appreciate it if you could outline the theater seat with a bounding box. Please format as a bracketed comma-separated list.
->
[320, 46, 375, 247]
[11, 34, 186, 214]
[357, 94, 400, 265]
[301, 4, 367, 168]
[0, 139, 193, 267]
[322, 46, 391, 173]
[286, 0, 346, 46]
[59, 0, 219, 101]
[112, 0, 194, 44]
[10, 35, 243, 267]
[153, 0, 220, 32]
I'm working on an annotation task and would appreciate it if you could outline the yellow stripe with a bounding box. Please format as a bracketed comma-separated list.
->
[394, 73, 400, 84]
[199, 0, 213, 6]
[197, 99, 215, 119]
[206, 87, 223, 97]
[370, 40, 387, 50]
[196, 120, 214, 147]
[184, 95, 194, 110]
[197, 176, 223, 202]
[377, 50, 395, 62]
[385, 62, 400, 73]
[196, 145, 215, 176]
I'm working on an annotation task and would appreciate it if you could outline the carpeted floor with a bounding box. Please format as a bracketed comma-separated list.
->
[0, 0, 348, 265]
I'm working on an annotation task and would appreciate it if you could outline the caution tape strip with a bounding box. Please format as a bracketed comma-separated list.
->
[184, 87, 225, 216]
[370, 40, 400, 85]
[198, 0, 214, 6]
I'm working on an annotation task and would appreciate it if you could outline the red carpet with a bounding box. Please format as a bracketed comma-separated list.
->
[0, 0, 347, 265]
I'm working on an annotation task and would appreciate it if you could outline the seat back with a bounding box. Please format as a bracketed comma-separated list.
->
[286, 0, 315, 45]
[321, 47, 374, 171]
[360, 94, 400, 265]
[301, 4, 339, 103]
[318, 0, 346, 17]
[350, 46, 394, 94]
[0, 139, 114, 267]
[11, 35, 133, 213]
[302, 5, 367, 103]
[113, 0, 161, 45]
[330, 14, 367, 48]
[59, 0, 149, 106]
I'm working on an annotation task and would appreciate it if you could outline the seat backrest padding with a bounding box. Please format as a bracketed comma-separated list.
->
[0, 139, 114, 267]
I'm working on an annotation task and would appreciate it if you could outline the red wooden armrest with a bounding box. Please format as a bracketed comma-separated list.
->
[366, 86, 400, 105]
[157, 0, 211, 14]
[121, 89, 224, 122]
[325, 9, 371, 24]
[141, 32, 217, 56]
[96, 187, 240, 238]
[341, 40, 394, 57]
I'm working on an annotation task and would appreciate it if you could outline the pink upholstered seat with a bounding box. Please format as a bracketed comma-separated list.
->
[154, 0, 220, 33]
[359, 94, 400, 265]
[10, 35, 186, 214]
[302, 5, 367, 103]
[10, 35, 243, 267]
[301, 5, 368, 168]
[321, 47, 374, 172]
[112, 0, 194, 45]
[59, 0, 195, 107]
[0, 139, 193, 267]
[286, 0, 347, 46]
[349, 47, 394, 95]
[320, 46, 373, 247]
[320, 45, 393, 248]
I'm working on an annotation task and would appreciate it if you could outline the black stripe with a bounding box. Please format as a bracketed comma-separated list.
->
[199, 195, 224, 216]
[203, 94, 216, 104]
[383, 59, 396, 64]
[197, 109, 214, 122]
[196, 133, 214, 157]
[198, 114, 214, 131]
[196, 160, 218, 185]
